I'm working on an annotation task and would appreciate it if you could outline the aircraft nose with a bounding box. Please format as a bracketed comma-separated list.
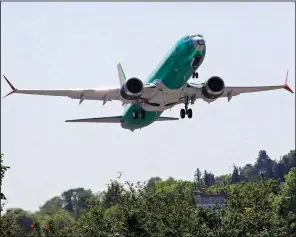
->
[192, 36, 205, 51]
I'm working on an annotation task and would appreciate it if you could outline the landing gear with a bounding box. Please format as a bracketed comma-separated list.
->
[187, 109, 192, 118]
[132, 109, 146, 120]
[180, 109, 186, 119]
[192, 72, 198, 79]
[191, 55, 201, 79]
[180, 96, 193, 119]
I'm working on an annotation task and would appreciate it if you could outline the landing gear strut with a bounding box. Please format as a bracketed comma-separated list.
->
[191, 55, 201, 79]
[180, 96, 193, 119]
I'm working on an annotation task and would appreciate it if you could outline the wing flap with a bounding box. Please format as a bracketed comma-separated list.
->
[65, 116, 122, 123]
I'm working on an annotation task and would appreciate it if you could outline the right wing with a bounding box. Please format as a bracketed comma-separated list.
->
[1, 75, 156, 105]
[2, 75, 122, 105]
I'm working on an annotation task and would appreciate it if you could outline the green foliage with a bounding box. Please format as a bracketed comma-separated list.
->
[1, 153, 10, 206]
[0, 150, 295, 237]
[39, 196, 63, 216]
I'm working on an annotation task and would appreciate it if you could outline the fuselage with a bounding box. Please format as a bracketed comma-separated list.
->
[121, 34, 206, 131]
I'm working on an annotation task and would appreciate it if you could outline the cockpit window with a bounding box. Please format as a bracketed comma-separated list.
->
[189, 34, 203, 38]
[184, 36, 190, 41]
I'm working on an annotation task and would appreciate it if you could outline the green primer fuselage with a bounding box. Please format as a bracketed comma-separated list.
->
[121, 35, 206, 131]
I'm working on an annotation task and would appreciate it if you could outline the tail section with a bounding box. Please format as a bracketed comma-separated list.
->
[117, 63, 126, 86]
[117, 63, 128, 108]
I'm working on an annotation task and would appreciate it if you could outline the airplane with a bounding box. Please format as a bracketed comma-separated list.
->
[2, 34, 294, 132]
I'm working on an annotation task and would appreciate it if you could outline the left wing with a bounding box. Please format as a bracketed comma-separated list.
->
[185, 71, 293, 103]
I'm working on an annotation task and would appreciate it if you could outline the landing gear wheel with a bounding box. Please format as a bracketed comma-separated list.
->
[180, 109, 186, 119]
[132, 111, 138, 119]
[187, 109, 193, 118]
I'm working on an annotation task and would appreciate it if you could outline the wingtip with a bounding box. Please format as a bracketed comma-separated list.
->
[2, 75, 17, 99]
[3, 75, 16, 90]
[284, 85, 294, 94]
[283, 70, 294, 94]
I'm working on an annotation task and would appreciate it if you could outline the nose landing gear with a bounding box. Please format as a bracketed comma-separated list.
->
[191, 55, 201, 79]
[192, 72, 198, 79]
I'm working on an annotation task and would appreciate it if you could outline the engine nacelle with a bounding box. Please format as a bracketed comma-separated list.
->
[120, 77, 144, 100]
[202, 76, 225, 99]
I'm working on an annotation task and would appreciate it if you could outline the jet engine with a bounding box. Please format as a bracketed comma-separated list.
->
[202, 76, 225, 99]
[120, 77, 144, 100]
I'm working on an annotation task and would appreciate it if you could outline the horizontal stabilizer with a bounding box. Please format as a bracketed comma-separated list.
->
[65, 116, 122, 123]
[65, 116, 178, 123]
[156, 117, 179, 121]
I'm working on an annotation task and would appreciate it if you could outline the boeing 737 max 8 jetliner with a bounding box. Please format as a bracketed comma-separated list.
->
[2, 34, 294, 131]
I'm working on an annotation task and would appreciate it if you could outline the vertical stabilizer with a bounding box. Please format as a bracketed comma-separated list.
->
[117, 63, 128, 109]
[117, 63, 127, 86]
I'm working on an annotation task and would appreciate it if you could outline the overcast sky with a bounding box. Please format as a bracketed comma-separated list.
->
[1, 2, 295, 211]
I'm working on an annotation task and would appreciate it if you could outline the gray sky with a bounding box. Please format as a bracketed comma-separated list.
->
[1, 2, 295, 212]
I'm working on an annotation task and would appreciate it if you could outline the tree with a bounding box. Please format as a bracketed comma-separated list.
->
[1, 149, 296, 236]
[39, 196, 63, 216]
[194, 168, 202, 182]
[241, 164, 258, 181]
[145, 177, 162, 190]
[103, 181, 123, 208]
[203, 170, 215, 186]
[61, 188, 93, 219]
[231, 165, 240, 184]
[1, 153, 10, 211]
[255, 150, 274, 179]
[275, 168, 296, 215]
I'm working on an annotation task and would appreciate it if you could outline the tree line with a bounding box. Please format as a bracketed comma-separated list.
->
[0, 150, 295, 237]
[200, 149, 296, 187]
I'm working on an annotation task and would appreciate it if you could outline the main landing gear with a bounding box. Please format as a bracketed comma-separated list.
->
[132, 109, 146, 120]
[180, 96, 193, 119]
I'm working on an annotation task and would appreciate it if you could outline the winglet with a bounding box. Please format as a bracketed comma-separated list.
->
[283, 70, 294, 94]
[2, 75, 18, 99]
